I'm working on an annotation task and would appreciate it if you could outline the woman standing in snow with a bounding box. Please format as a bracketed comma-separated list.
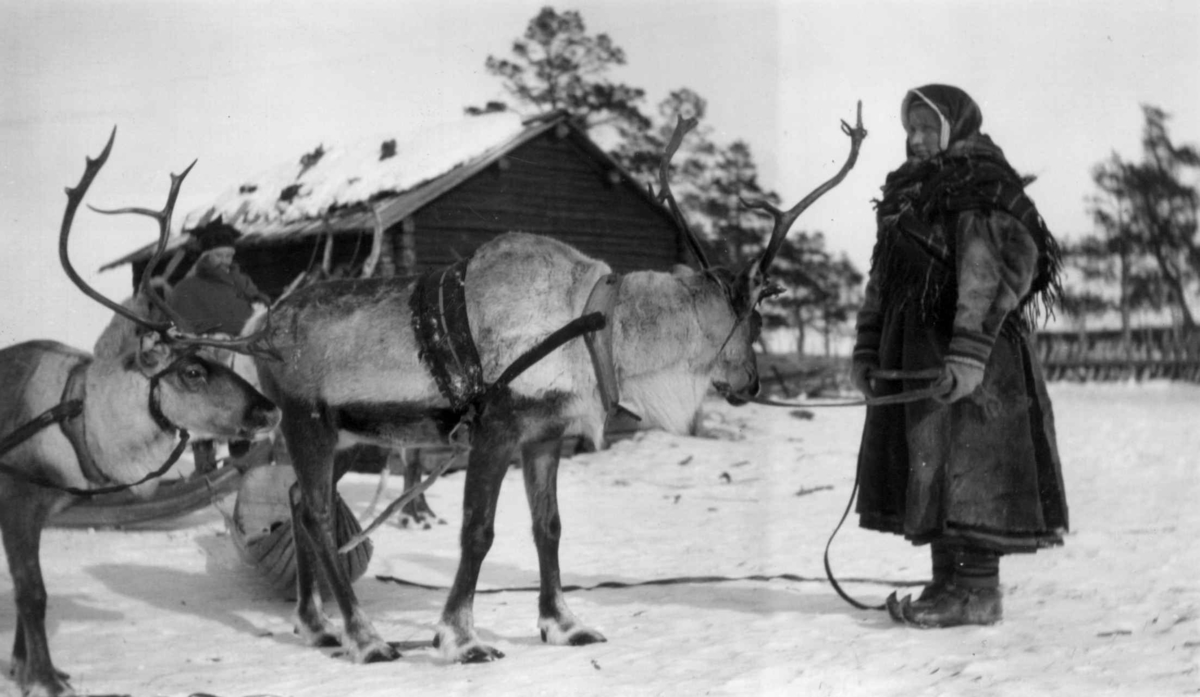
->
[851, 84, 1069, 627]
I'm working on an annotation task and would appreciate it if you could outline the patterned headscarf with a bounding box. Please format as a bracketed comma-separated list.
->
[900, 84, 983, 158]
[872, 84, 1061, 326]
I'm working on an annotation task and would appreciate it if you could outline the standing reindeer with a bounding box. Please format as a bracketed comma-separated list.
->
[251, 105, 866, 663]
[0, 130, 280, 697]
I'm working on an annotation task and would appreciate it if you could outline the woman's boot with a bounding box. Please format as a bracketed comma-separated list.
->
[903, 547, 1003, 628]
[888, 541, 955, 622]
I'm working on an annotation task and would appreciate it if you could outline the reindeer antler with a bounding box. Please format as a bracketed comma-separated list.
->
[60, 127, 176, 335]
[169, 317, 283, 362]
[62, 129, 281, 361]
[652, 115, 711, 270]
[742, 100, 867, 276]
[86, 148, 199, 333]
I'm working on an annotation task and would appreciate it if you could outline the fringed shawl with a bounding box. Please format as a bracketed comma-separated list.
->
[871, 95, 1062, 329]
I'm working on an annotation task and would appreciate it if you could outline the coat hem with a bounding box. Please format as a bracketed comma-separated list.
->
[859, 513, 1066, 554]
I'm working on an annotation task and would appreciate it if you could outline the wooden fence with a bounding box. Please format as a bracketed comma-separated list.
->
[1035, 327, 1200, 382]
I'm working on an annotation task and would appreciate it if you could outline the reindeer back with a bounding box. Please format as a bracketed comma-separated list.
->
[0, 341, 94, 487]
[466, 233, 609, 397]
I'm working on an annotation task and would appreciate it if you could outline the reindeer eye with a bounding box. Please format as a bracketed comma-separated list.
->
[180, 364, 207, 383]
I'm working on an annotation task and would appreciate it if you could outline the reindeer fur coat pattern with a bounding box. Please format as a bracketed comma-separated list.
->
[254, 233, 741, 450]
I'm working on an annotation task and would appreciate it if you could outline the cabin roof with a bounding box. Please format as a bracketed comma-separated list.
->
[101, 111, 668, 271]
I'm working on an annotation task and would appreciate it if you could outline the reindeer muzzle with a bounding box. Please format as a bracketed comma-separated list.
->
[714, 370, 760, 407]
[241, 396, 281, 438]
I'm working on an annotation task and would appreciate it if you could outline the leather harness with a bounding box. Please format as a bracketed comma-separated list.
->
[0, 354, 191, 498]
[411, 260, 631, 422]
[581, 273, 631, 421]
[58, 359, 112, 485]
[410, 258, 486, 413]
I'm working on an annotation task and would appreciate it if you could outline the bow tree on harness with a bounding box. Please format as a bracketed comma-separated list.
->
[247, 102, 866, 666]
[0, 129, 281, 697]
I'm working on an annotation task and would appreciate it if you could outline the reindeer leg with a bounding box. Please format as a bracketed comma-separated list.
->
[522, 437, 606, 647]
[1, 489, 75, 697]
[279, 407, 339, 648]
[397, 449, 442, 528]
[281, 405, 399, 663]
[293, 476, 399, 662]
[287, 484, 339, 648]
[435, 421, 514, 663]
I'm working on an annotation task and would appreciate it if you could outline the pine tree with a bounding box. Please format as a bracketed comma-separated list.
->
[465, 7, 650, 135]
[1067, 105, 1200, 329]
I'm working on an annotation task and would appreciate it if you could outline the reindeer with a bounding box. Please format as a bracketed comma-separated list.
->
[0, 130, 280, 697]
[250, 106, 866, 664]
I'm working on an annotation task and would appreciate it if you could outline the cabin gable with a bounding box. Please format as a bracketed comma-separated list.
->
[122, 114, 687, 298]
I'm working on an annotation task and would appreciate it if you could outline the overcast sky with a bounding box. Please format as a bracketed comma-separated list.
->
[2, 0, 1197, 349]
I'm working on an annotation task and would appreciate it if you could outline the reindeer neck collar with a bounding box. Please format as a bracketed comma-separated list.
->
[146, 356, 192, 439]
[59, 356, 191, 487]
[582, 273, 640, 423]
[58, 359, 112, 485]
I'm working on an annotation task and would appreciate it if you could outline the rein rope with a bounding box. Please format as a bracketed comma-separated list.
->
[720, 366, 949, 612]
[720, 368, 948, 409]
[361, 366, 946, 610]
[375, 571, 925, 595]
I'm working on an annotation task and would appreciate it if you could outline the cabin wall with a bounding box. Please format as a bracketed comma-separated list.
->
[411, 131, 684, 274]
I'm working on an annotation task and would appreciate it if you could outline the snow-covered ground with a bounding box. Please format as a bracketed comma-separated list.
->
[2, 382, 1197, 697]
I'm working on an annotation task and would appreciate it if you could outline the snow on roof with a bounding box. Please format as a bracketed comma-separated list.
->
[182, 112, 529, 233]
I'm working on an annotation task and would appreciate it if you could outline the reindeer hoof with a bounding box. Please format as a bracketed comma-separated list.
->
[21, 674, 77, 697]
[461, 645, 505, 663]
[539, 618, 607, 646]
[294, 618, 343, 649]
[568, 629, 607, 646]
[435, 624, 505, 663]
[359, 641, 402, 664]
[312, 631, 342, 648]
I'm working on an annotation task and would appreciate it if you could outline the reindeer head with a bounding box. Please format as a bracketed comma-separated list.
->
[131, 333, 278, 440]
[62, 128, 281, 440]
[653, 104, 867, 404]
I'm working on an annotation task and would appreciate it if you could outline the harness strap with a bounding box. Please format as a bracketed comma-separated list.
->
[490, 312, 608, 393]
[411, 258, 486, 413]
[582, 273, 640, 422]
[0, 422, 190, 499]
[0, 401, 82, 460]
[58, 359, 113, 485]
[414, 261, 638, 427]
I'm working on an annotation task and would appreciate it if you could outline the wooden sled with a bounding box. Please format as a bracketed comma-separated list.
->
[225, 463, 372, 598]
[49, 465, 244, 529]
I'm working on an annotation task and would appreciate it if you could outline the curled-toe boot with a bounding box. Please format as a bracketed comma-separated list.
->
[903, 547, 1003, 628]
[903, 584, 1003, 627]
[888, 542, 956, 622]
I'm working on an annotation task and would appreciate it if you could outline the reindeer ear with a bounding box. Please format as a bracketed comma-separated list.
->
[137, 333, 172, 373]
